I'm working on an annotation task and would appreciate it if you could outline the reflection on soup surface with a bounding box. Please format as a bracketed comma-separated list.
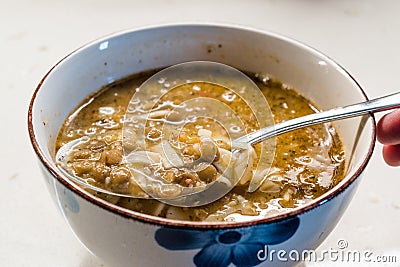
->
[56, 70, 345, 222]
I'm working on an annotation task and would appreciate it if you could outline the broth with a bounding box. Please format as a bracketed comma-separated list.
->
[56, 70, 345, 222]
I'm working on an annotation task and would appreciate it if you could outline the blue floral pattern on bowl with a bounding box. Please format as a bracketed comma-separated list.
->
[155, 216, 300, 267]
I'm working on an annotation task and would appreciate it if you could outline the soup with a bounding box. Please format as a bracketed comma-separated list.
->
[56, 69, 345, 222]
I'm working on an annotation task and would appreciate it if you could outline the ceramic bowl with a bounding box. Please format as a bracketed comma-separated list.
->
[28, 23, 375, 267]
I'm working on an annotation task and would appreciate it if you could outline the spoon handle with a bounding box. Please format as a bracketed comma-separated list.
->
[237, 91, 400, 145]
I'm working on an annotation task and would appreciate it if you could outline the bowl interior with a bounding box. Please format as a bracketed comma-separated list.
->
[30, 24, 375, 224]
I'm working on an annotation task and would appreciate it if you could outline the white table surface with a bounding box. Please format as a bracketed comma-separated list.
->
[2, 0, 400, 266]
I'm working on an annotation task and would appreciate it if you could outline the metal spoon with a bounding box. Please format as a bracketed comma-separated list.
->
[56, 91, 400, 202]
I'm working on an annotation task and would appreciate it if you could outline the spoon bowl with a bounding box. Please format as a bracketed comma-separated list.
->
[56, 61, 274, 207]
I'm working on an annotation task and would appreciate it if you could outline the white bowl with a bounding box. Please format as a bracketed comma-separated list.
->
[28, 23, 375, 267]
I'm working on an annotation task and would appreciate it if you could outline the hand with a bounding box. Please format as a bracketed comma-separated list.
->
[377, 109, 400, 166]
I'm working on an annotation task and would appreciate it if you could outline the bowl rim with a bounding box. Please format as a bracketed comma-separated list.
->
[28, 22, 376, 229]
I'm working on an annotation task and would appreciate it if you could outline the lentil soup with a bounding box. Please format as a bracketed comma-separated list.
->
[56, 70, 345, 222]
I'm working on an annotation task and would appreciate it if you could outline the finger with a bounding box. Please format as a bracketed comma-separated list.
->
[377, 109, 400, 145]
[382, 144, 400, 166]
